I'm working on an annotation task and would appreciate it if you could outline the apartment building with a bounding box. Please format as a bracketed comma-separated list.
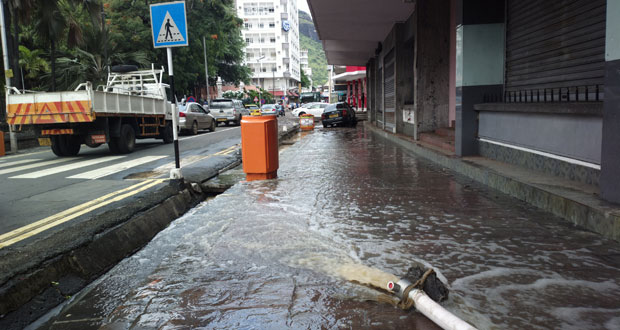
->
[300, 49, 312, 90]
[236, 0, 301, 98]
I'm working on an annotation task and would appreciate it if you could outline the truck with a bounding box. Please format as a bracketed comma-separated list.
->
[300, 91, 321, 105]
[6, 67, 175, 156]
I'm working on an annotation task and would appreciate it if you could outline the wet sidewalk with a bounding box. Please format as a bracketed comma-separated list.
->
[40, 124, 620, 329]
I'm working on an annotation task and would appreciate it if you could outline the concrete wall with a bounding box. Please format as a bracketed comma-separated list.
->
[415, 0, 451, 133]
[479, 112, 603, 164]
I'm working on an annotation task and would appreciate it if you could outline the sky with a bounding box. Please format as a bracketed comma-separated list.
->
[298, 0, 311, 16]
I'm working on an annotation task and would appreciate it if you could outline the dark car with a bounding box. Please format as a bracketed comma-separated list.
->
[321, 102, 357, 127]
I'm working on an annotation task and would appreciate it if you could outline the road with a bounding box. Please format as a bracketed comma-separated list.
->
[0, 125, 241, 249]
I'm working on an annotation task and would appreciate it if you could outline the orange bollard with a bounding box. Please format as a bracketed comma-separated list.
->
[300, 114, 315, 131]
[0, 131, 4, 156]
[241, 115, 278, 181]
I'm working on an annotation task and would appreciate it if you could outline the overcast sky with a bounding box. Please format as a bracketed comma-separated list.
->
[298, 0, 311, 15]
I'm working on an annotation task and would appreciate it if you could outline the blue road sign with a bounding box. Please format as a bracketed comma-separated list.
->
[150, 1, 188, 48]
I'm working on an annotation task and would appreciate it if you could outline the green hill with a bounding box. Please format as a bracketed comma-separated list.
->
[299, 11, 327, 86]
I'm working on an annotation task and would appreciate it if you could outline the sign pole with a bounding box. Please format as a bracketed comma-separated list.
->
[0, 0, 17, 153]
[167, 47, 180, 169]
[150, 1, 187, 177]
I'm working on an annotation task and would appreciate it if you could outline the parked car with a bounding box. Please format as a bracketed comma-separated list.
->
[293, 102, 329, 118]
[245, 104, 261, 116]
[261, 104, 278, 116]
[177, 102, 216, 135]
[321, 102, 357, 127]
[211, 99, 248, 126]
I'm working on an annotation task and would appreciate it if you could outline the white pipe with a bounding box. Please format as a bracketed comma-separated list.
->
[390, 279, 477, 330]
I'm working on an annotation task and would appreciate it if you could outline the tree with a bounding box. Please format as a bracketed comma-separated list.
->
[32, 0, 101, 91]
[18, 45, 49, 90]
[106, 0, 250, 97]
[300, 69, 310, 88]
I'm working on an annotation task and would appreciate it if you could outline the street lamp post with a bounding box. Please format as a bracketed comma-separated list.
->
[257, 55, 265, 104]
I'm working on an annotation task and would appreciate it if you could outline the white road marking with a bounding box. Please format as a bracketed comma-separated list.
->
[0, 150, 50, 160]
[0, 158, 42, 168]
[0, 158, 74, 176]
[10, 156, 125, 179]
[179, 127, 239, 141]
[68, 156, 167, 180]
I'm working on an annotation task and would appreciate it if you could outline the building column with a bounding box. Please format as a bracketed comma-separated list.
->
[347, 81, 351, 104]
[601, 1, 620, 204]
[364, 77, 368, 109]
[454, 0, 505, 156]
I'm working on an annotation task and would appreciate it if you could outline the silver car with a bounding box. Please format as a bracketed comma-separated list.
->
[211, 99, 249, 126]
[178, 102, 216, 135]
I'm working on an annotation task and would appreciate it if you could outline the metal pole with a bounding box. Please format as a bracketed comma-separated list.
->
[203, 36, 209, 103]
[328, 65, 333, 103]
[167, 47, 181, 171]
[0, 0, 16, 153]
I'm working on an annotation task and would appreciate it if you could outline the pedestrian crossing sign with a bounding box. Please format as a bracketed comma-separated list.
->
[150, 1, 188, 48]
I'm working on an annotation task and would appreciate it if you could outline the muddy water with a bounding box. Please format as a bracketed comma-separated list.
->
[50, 125, 620, 330]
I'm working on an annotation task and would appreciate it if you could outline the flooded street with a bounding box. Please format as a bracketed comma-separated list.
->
[43, 125, 620, 330]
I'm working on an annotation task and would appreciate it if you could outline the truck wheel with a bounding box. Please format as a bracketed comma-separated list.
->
[116, 124, 136, 154]
[191, 121, 198, 135]
[161, 122, 173, 144]
[59, 135, 81, 156]
[108, 139, 120, 154]
[51, 136, 65, 157]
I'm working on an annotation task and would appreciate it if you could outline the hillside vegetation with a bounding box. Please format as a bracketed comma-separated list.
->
[299, 11, 328, 86]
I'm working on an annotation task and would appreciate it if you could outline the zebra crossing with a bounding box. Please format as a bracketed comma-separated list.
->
[0, 144, 240, 180]
[0, 155, 167, 180]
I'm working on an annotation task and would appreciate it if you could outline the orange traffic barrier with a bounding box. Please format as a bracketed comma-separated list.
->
[0, 131, 4, 156]
[300, 114, 315, 131]
[241, 115, 279, 181]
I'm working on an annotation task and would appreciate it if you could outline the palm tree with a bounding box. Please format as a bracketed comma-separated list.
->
[18, 45, 49, 89]
[32, 0, 101, 91]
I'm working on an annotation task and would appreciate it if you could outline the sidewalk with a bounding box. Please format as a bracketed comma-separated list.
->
[39, 123, 620, 329]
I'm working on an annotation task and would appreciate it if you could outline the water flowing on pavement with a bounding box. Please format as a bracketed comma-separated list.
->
[46, 125, 620, 330]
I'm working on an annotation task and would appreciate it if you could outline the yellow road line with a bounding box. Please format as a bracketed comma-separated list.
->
[214, 145, 238, 156]
[0, 179, 165, 249]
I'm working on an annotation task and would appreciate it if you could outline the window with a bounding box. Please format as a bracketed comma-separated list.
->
[270, 37, 276, 43]
[258, 23, 264, 28]
[245, 38, 252, 44]
[269, 22, 275, 28]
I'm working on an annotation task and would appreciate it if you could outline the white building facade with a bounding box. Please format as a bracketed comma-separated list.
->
[300, 49, 313, 90]
[236, 0, 301, 98]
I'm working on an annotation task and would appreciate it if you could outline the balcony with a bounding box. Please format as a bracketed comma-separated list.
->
[281, 12, 288, 20]
[282, 57, 290, 64]
[283, 71, 291, 78]
[282, 42, 289, 49]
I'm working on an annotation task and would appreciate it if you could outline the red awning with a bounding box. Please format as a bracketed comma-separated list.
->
[271, 91, 285, 97]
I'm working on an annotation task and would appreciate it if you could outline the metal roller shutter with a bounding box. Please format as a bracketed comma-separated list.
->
[505, 0, 606, 102]
[384, 49, 396, 130]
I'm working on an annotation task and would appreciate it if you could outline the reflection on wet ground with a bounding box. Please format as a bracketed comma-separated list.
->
[46, 125, 620, 330]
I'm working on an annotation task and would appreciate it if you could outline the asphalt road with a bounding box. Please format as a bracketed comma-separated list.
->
[0, 125, 242, 249]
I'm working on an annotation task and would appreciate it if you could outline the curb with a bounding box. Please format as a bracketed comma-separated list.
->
[366, 122, 620, 242]
[0, 119, 301, 329]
